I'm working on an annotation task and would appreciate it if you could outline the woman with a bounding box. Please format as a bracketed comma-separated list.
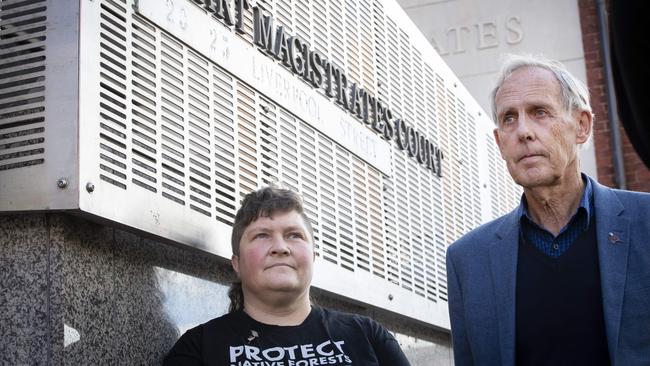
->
[164, 187, 411, 365]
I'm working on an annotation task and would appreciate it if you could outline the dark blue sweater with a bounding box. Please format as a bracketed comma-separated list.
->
[515, 217, 610, 365]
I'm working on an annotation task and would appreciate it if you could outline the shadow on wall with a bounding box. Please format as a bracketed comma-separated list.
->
[57, 214, 235, 364]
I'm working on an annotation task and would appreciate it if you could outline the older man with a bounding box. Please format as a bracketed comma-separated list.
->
[446, 55, 650, 366]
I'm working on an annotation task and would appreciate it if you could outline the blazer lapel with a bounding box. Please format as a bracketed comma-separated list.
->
[489, 209, 520, 366]
[592, 179, 631, 363]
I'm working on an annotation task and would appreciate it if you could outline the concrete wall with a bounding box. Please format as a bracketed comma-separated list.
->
[0, 213, 452, 365]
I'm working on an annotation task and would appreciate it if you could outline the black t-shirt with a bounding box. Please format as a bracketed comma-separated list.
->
[163, 306, 411, 366]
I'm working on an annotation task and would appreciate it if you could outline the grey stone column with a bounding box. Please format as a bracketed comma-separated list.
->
[1, 213, 233, 365]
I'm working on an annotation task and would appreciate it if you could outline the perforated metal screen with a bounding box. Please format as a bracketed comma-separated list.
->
[0, 0, 47, 171]
[0, 0, 521, 328]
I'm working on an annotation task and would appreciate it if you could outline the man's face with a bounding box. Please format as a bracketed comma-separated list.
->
[232, 210, 314, 302]
[493, 67, 591, 189]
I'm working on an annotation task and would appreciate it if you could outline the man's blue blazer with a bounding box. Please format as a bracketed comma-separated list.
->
[446, 176, 650, 366]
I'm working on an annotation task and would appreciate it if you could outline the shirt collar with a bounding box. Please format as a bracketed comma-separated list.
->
[518, 173, 594, 226]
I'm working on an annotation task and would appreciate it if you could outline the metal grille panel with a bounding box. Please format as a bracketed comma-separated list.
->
[0, 0, 47, 171]
[0, 0, 523, 328]
[119, 0, 463, 321]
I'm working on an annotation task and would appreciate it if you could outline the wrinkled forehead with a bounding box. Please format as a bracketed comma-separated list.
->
[501, 67, 560, 94]
[496, 67, 562, 110]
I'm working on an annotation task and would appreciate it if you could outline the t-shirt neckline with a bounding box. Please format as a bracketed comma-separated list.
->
[238, 305, 321, 330]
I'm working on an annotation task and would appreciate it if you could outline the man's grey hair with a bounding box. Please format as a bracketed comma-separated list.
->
[490, 54, 592, 124]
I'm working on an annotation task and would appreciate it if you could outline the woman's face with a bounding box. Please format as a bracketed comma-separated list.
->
[231, 210, 314, 303]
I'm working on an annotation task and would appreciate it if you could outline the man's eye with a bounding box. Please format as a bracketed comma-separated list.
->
[253, 233, 268, 239]
[502, 115, 515, 124]
[534, 109, 548, 118]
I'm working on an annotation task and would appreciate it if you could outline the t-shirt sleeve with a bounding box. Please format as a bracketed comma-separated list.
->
[163, 326, 203, 366]
[367, 319, 412, 366]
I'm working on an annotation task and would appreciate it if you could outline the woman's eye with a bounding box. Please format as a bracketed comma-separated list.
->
[253, 233, 268, 239]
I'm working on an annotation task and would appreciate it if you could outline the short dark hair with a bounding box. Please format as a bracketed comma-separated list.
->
[228, 186, 314, 313]
[230, 186, 314, 256]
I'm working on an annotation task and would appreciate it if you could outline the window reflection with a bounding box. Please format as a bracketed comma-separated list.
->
[154, 266, 230, 334]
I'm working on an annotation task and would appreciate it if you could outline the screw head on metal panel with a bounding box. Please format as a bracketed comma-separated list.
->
[388, 294, 394, 301]
[57, 178, 68, 189]
[86, 182, 95, 193]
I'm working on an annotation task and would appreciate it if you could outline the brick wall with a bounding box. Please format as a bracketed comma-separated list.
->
[578, 0, 650, 192]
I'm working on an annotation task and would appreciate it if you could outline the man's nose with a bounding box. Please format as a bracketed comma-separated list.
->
[516, 115, 535, 141]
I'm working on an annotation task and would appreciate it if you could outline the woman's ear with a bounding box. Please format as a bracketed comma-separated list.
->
[231, 255, 241, 278]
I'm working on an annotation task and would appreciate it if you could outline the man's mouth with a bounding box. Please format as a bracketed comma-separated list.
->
[519, 153, 543, 162]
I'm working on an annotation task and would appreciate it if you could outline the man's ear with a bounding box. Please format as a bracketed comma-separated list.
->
[231, 255, 241, 278]
[576, 110, 593, 144]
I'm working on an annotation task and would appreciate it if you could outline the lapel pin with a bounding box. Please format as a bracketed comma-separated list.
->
[608, 232, 622, 244]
